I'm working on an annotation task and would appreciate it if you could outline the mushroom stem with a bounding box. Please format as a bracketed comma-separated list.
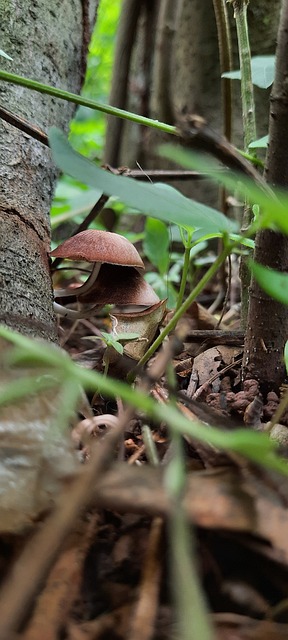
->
[53, 262, 102, 299]
[53, 302, 100, 319]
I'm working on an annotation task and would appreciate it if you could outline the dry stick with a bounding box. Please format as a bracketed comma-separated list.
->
[108, 167, 206, 181]
[127, 517, 163, 640]
[177, 113, 264, 180]
[191, 356, 243, 400]
[185, 329, 244, 345]
[22, 514, 99, 640]
[0, 420, 127, 640]
[128, 423, 162, 640]
[51, 193, 110, 270]
[0, 104, 208, 181]
[0, 104, 259, 182]
[0, 105, 49, 146]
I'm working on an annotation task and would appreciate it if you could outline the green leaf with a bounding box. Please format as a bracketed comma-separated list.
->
[143, 218, 170, 274]
[113, 333, 140, 342]
[250, 262, 288, 305]
[0, 48, 13, 61]
[48, 127, 236, 235]
[159, 144, 288, 235]
[222, 55, 275, 89]
[1, 325, 288, 476]
[249, 135, 269, 149]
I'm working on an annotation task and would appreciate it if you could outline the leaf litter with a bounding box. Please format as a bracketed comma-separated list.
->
[1, 268, 288, 640]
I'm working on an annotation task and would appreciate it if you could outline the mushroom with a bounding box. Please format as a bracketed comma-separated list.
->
[50, 229, 159, 317]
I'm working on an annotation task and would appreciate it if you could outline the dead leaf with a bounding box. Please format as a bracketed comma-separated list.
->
[112, 300, 166, 360]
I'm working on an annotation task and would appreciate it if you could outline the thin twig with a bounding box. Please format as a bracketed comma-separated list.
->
[127, 517, 163, 640]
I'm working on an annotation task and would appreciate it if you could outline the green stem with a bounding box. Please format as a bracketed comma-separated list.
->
[231, 0, 257, 153]
[169, 494, 215, 640]
[0, 70, 176, 136]
[175, 245, 191, 311]
[132, 244, 231, 375]
[229, 0, 257, 325]
[0, 69, 263, 168]
[239, 149, 263, 169]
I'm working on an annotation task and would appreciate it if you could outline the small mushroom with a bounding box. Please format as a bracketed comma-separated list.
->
[78, 263, 159, 306]
[50, 229, 159, 317]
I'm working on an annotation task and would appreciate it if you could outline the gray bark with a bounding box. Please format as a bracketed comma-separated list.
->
[0, 0, 97, 341]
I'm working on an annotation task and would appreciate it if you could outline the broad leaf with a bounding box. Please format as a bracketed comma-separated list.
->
[250, 262, 288, 305]
[48, 127, 235, 235]
[222, 55, 275, 89]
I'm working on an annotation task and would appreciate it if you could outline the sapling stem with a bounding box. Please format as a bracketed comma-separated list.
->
[175, 233, 193, 311]
[228, 0, 257, 325]
[129, 243, 232, 379]
[0, 70, 176, 137]
[0, 69, 261, 168]
[230, 0, 257, 154]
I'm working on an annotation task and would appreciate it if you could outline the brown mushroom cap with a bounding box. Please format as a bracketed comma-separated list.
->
[50, 230, 144, 269]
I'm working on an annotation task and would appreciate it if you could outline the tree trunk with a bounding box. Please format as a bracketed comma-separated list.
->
[243, 0, 288, 391]
[105, 0, 280, 180]
[0, 0, 97, 342]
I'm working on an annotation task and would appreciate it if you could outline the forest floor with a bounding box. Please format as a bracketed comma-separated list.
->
[1, 281, 288, 640]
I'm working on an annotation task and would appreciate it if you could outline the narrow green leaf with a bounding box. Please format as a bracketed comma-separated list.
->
[250, 262, 288, 305]
[48, 127, 236, 235]
[144, 218, 170, 274]
[159, 144, 288, 235]
[0, 325, 287, 475]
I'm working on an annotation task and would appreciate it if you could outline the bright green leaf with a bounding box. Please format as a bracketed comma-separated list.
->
[144, 218, 170, 274]
[222, 55, 275, 89]
[48, 127, 236, 235]
[250, 262, 288, 305]
[113, 333, 140, 342]
[249, 135, 269, 149]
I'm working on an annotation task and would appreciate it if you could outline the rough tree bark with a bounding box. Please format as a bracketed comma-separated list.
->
[244, 0, 288, 390]
[0, 0, 97, 342]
